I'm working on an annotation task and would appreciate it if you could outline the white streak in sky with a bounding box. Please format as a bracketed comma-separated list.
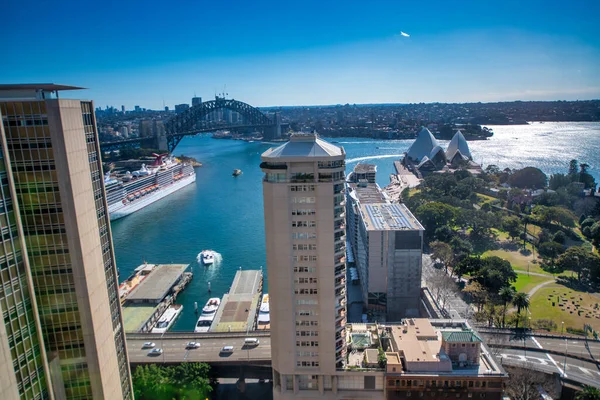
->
[400, 31, 410, 37]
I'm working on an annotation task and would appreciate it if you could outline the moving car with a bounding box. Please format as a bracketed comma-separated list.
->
[142, 342, 156, 349]
[186, 341, 201, 349]
[148, 348, 163, 356]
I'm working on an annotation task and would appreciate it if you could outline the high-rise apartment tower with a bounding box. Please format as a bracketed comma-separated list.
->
[0, 84, 132, 400]
[261, 134, 347, 399]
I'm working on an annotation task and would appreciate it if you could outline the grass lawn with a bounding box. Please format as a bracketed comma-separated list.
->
[491, 228, 510, 242]
[476, 193, 496, 204]
[529, 283, 600, 333]
[482, 249, 550, 275]
[512, 274, 553, 294]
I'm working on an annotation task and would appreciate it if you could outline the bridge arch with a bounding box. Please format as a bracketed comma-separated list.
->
[164, 98, 275, 151]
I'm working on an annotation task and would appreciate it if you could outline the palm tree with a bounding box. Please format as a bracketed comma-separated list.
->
[576, 386, 600, 400]
[499, 286, 515, 328]
[512, 292, 530, 329]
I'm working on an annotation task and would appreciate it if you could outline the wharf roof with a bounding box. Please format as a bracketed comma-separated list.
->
[348, 182, 387, 204]
[122, 304, 159, 332]
[126, 264, 188, 303]
[441, 331, 483, 343]
[0, 84, 85, 91]
[353, 164, 377, 174]
[211, 270, 263, 332]
[360, 203, 424, 231]
[262, 133, 344, 160]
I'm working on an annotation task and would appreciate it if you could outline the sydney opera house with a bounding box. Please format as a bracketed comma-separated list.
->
[402, 127, 479, 173]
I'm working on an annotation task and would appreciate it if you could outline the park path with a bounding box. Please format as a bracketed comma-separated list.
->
[514, 269, 554, 278]
[527, 279, 555, 297]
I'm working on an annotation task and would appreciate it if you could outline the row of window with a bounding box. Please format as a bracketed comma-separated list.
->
[297, 341, 319, 347]
[297, 361, 320, 367]
[292, 233, 317, 240]
[292, 220, 316, 228]
[294, 266, 316, 273]
[291, 197, 316, 204]
[290, 185, 315, 192]
[297, 310, 318, 316]
[292, 209, 316, 216]
[296, 319, 319, 325]
[297, 351, 319, 357]
[295, 277, 318, 284]
[295, 288, 318, 295]
[293, 244, 317, 251]
[388, 379, 493, 389]
[293, 255, 317, 261]
[297, 330, 319, 337]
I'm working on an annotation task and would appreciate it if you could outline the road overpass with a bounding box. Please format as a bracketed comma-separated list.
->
[125, 330, 600, 388]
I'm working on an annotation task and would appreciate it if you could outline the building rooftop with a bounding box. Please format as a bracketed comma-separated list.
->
[122, 304, 159, 332]
[353, 164, 377, 174]
[441, 330, 483, 343]
[211, 269, 263, 332]
[261, 133, 344, 160]
[0, 83, 85, 91]
[126, 264, 188, 303]
[348, 183, 388, 204]
[360, 203, 424, 231]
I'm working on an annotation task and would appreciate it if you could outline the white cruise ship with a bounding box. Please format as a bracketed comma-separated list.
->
[194, 298, 221, 333]
[105, 154, 196, 221]
[151, 304, 183, 334]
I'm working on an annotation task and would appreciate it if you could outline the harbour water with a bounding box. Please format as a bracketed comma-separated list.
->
[110, 122, 600, 331]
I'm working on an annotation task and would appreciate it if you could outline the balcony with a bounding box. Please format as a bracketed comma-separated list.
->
[335, 266, 345, 278]
[335, 278, 346, 291]
[334, 222, 346, 232]
[335, 255, 346, 265]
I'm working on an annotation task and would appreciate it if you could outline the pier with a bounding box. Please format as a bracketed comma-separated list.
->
[121, 263, 192, 332]
[210, 269, 263, 332]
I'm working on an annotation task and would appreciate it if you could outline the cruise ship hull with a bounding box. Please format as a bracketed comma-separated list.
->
[109, 173, 196, 221]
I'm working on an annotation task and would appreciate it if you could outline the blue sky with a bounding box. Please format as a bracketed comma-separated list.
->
[2, 0, 599, 108]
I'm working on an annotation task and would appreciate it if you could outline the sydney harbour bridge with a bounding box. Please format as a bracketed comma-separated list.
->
[99, 97, 282, 153]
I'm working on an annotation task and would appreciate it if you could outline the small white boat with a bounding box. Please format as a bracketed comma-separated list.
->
[151, 304, 183, 334]
[194, 298, 221, 333]
[200, 250, 215, 265]
[233, 169, 242, 177]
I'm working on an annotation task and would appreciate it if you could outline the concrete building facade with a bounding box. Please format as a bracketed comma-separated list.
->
[261, 134, 353, 399]
[346, 166, 424, 321]
[0, 84, 132, 399]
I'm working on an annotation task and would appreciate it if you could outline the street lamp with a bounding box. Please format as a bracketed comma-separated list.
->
[561, 322, 567, 376]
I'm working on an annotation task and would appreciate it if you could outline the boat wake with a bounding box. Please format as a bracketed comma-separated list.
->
[346, 154, 404, 163]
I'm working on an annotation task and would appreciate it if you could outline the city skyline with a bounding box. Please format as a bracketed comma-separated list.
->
[2, 0, 599, 108]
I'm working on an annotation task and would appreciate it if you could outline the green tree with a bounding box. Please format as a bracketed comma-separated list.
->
[512, 292, 530, 329]
[552, 230, 566, 244]
[568, 159, 579, 176]
[508, 167, 547, 189]
[430, 241, 454, 273]
[474, 256, 517, 293]
[549, 173, 572, 190]
[499, 286, 515, 328]
[132, 363, 212, 400]
[576, 386, 600, 400]
[415, 202, 457, 238]
[538, 241, 564, 262]
[502, 216, 522, 241]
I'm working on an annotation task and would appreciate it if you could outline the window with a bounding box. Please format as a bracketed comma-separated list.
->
[291, 197, 315, 204]
[290, 185, 315, 192]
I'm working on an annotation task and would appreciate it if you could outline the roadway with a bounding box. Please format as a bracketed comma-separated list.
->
[498, 348, 600, 388]
[480, 331, 600, 361]
[127, 336, 271, 364]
